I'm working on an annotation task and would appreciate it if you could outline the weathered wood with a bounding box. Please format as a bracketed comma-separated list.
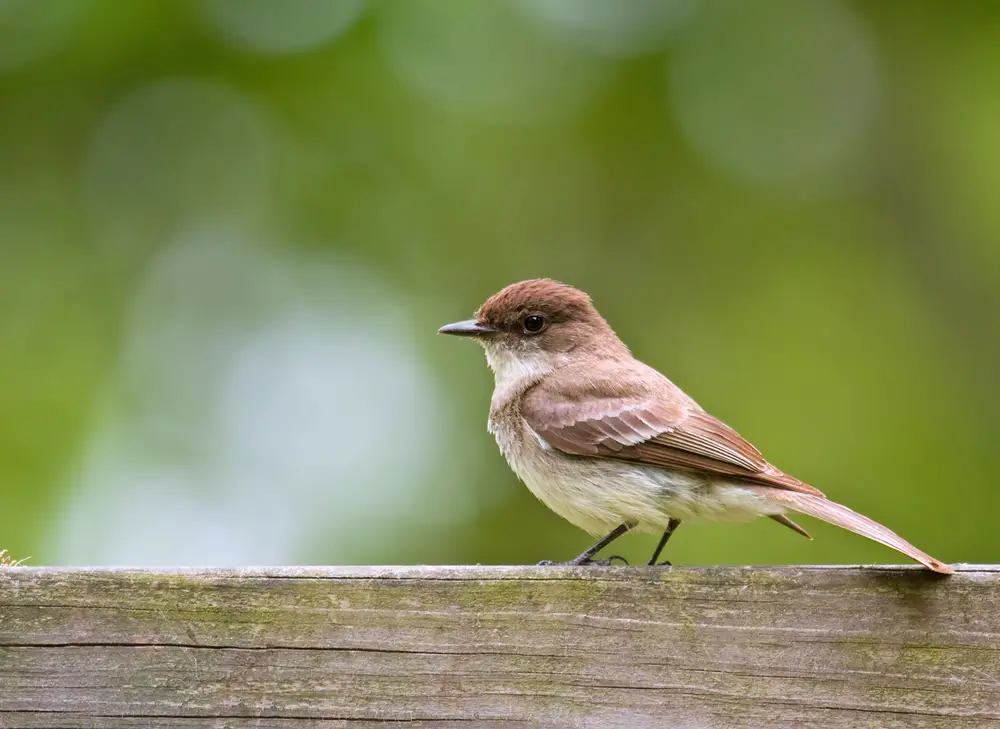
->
[0, 565, 997, 728]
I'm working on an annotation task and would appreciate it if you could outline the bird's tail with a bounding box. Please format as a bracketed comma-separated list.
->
[749, 487, 953, 575]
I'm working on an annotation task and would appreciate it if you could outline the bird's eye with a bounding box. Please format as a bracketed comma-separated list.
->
[522, 314, 546, 333]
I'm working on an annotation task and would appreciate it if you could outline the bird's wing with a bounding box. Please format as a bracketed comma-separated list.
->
[521, 360, 824, 497]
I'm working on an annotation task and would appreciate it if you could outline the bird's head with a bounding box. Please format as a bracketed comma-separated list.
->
[439, 278, 628, 384]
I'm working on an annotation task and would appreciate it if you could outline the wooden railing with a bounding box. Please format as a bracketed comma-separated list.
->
[1, 565, 997, 727]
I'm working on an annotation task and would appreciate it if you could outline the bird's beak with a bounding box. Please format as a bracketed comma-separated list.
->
[438, 319, 499, 337]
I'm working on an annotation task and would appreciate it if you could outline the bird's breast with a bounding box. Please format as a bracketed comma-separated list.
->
[487, 397, 528, 466]
[488, 403, 669, 534]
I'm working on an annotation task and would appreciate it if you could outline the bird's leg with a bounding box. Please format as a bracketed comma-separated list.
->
[538, 522, 634, 566]
[647, 518, 681, 566]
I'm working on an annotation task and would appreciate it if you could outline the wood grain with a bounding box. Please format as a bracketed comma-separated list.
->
[0, 565, 997, 728]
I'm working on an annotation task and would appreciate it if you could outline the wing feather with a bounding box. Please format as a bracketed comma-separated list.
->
[522, 360, 823, 497]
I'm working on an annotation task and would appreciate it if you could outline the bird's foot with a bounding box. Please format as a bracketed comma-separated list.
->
[648, 559, 672, 567]
[537, 555, 629, 567]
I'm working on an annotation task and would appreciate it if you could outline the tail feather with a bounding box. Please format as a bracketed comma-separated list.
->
[750, 487, 953, 575]
[769, 514, 812, 540]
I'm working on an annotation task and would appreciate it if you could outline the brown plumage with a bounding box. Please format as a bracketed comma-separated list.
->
[442, 278, 954, 574]
[521, 358, 823, 496]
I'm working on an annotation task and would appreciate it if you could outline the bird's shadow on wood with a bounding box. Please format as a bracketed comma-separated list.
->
[863, 567, 953, 616]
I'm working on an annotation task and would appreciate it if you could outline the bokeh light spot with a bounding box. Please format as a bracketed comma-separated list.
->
[53, 230, 458, 566]
[199, 0, 367, 55]
[519, 0, 699, 57]
[0, 0, 89, 70]
[82, 78, 272, 248]
[668, 0, 881, 194]
[377, 0, 611, 124]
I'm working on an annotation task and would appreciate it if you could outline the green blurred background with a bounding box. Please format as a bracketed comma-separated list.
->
[1, 0, 996, 568]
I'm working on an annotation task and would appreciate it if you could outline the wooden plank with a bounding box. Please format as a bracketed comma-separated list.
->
[0, 565, 997, 728]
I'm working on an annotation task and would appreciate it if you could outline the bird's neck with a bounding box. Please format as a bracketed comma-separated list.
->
[484, 347, 555, 405]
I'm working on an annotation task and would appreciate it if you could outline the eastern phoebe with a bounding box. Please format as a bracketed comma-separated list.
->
[440, 278, 952, 574]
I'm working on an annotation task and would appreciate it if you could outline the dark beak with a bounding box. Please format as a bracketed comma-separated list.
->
[438, 319, 498, 337]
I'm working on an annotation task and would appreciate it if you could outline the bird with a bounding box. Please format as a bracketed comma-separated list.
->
[439, 278, 953, 574]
